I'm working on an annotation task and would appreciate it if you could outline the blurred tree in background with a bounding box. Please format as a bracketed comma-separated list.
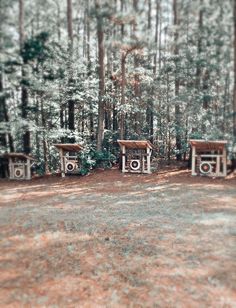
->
[0, 0, 235, 172]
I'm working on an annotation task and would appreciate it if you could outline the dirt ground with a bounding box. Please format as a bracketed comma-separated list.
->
[0, 167, 236, 307]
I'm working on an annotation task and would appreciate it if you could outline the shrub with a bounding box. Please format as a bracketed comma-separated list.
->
[78, 147, 116, 175]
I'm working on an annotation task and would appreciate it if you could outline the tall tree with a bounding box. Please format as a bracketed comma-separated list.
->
[119, 42, 142, 139]
[67, 0, 75, 142]
[146, 0, 154, 142]
[0, 75, 14, 152]
[233, 0, 236, 169]
[196, 0, 203, 90]
[0, 1, 14, 152]
[173, 0, 182, 160]
[19, 0, 24, 48]
[20, 0, 30, 154]
[96, 0, 105, 151]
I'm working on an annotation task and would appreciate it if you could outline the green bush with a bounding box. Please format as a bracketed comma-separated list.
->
[78, 149, 96, 175]
[93, 150, 116, 169]
[78, 147, 116, 175]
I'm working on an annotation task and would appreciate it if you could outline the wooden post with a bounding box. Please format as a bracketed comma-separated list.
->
[9, 157, 13, 179]
[216, 155, 220, 177]
[191, 145, 197, 176]
[142, 153, 145, 172]
[223, 146, 227, 177]
[122, 145, 126, 173]
[147, 147, 151, 174]
[26, 158, 31, 180]
[60, 148, 65, 177]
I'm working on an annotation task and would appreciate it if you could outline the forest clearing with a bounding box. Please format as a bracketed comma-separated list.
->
[0, 167, 236, 307]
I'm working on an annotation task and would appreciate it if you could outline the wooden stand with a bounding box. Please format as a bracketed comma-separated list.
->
[54, 144, 83, 177]
[118, 140, 153, 174]
[189, 140, 227, 177]
[4, 153, 34, 180]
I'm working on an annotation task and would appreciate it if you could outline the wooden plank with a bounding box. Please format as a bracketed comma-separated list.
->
[59, 148, 65, 177]
[54, 144, 83, 152]
[117, 140, 154, 150]
[189, 139, 227, 151]
[223, 147, 227, 177]
[26, 158, 31, 180]
[4, 153, 35, 161]
[198, 154, 224, 158]
[216, 156, 220, 176]
[191, 146, 196, 176]
[146, 147, 151, 174]
[122, 145, 126, 173]
[9, 158, 13, 179]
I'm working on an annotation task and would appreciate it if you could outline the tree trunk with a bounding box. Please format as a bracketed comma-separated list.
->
[19, 0, 24, 49]
[83, 7, 87, 58]
[22, 83, 30, 154]
[86, 0, 94, 141]
[120, 0, 124, 37]
[120, 52, 126, 139]
[96, 1, 105, 151]
[173, 0, 182, 161]
[113, 99, 118, 132]
[119, 0, 126, 139]
[86, 0, 91, 71]
[67, 0, 75, 143]
[68, 100, 75, 131]
[154, 0, 159, 75]
[0, 74, 14, 152]
[167, 71, 171, 162]
[67, 0, 73, 43]
[233, 0, 236, 170]
[196, 0, 203, 90]
[120, 43, 141, 139]
[133, 1, 141, 136]
[60, 101, 65, 143]
[105, 37, 112, 131]
[56, 0, 61, 41]
[35, 97, 40, 159]
[54, 1, 63, 143]
[41, 100, 49, 174]
[146, 0, 154, 142]
[19, 0, 30, 154]
[158, 0, 162, 72]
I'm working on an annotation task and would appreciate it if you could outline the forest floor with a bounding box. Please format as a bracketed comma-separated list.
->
[0, 166, 236, 307]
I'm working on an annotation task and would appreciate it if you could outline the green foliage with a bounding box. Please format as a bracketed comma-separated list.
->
[21, 32, 50, 64]
[93, 150, 116, 168]
[78, 147, 116, 176]
[78, 149, 96, 176]
[189, 132, 204, 140]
